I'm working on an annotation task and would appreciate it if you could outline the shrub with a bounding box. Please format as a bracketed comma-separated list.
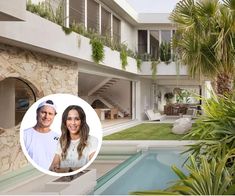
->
[90, 38, 104, 63]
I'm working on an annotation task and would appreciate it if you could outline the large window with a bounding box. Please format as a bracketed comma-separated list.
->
[150, 30, 160, 60]
[69, 0, 85, 26]
[67, 0, 122, 43]
[138, 30, 147, 55]
[138, 29, 174, 61]
[160, 30, 171, 62]
[161, 30, 171, 43]
[113, 15, 121, 44]
[87, 0, 99, 32]
[101, 7, 111, 37]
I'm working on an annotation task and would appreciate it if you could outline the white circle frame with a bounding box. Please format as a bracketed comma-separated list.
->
[20, 93, 102, 177]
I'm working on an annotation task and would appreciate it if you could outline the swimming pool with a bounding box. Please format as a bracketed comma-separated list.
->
[94, 149, 187, 195]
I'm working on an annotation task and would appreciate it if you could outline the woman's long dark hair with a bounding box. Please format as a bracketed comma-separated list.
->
[60, 105, 89, 160]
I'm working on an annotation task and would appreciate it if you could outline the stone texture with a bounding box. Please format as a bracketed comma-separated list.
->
[0, 43, 79, 175]
[172, 118, 192, 134]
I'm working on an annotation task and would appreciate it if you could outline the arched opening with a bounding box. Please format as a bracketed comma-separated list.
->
[0, 77, 36, 128]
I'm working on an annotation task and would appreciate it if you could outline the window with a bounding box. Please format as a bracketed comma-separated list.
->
[161, 30, 171, 43]
[87, 0, 99, 33]
[160, 30, 172, 62]
[150, 30, 160, 60]
[101, 7, 111, 37]
[138, 30, 147, 55]
[69, 0, 85, 26]
[113, 15, 121, 44]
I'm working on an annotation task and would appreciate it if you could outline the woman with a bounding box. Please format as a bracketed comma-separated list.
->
[49, 105, 98, 172]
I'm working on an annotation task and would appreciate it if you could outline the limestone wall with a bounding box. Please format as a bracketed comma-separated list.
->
[0, 43, 79, 174]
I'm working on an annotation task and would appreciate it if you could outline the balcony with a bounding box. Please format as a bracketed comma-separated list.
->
[0, 11, 138, 74]
[0, 9, 188, 77]
[139, 61, 188, 76]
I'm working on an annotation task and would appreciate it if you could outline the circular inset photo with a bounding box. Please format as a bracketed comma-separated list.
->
[20, 93, 102, 176]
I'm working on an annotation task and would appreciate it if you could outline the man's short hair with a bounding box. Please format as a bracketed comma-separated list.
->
[37, 100, 57, 114]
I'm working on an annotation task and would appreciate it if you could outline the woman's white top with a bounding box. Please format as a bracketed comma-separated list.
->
[56, 135, 98, 168]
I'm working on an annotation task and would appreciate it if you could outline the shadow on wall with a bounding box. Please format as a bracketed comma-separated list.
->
[0, 124, 28, 175]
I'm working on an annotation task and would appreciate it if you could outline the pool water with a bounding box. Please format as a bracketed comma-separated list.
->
[94, 149, 187, 195]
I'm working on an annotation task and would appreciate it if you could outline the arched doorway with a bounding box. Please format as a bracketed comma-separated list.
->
[0, 77, 36, 128]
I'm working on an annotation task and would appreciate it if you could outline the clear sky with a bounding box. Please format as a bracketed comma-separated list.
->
[126, 0, 181, 13]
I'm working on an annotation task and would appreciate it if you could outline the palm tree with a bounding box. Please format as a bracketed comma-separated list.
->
[170, 0, 235, 95]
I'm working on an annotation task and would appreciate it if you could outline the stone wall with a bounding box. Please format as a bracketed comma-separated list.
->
[0, 43, 79, 175]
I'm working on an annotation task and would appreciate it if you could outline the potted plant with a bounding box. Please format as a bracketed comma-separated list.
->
[164, 92, 174, 104]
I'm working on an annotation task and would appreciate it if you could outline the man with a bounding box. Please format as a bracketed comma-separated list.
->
[24, 100, 59, 170]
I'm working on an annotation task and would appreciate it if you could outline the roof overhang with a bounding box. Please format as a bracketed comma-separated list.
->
[99, 0, 173, 26]
[0, 0, 26, 21]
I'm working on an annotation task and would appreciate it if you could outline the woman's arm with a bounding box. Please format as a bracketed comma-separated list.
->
[49, 154, 61, 172]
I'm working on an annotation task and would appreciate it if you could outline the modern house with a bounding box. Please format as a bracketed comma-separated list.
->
[0, 0, 210, 193]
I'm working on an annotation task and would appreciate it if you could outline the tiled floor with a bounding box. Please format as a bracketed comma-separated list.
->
[154, 116, 180, 123]
[101, 116, 182, 128]
[101, 117, 132, 128]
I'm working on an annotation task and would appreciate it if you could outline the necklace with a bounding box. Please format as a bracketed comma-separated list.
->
[71, 140, 78, 151]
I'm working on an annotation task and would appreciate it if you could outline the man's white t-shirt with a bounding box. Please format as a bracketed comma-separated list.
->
[56, 135, 98, 168]
[24, 128, 59, 170]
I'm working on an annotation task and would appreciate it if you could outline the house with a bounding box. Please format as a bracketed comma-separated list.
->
[0, 0, 210, 189]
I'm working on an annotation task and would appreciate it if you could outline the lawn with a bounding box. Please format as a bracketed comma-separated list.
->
[104, 123, 194, 140]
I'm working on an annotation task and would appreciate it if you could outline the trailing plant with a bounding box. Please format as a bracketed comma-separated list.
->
[120, 44, 128, 70]
[160, 42, 171, 64]
[135, 56, 142, 71]
[90, 37, 104, 64]
[61, 26, 73, 35]
[151, 60, 158, 78]
[126, 49, 135, 58]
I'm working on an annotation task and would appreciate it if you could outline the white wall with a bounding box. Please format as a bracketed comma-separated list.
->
[121, 20, 137, 51]
[157, 86, 171, 112]
[139, 78, 152, 120]
[140, 62, 188, 76]
[0, 79, 15, 128]
[105, 80, 131, 114]
[138, 13, 171, 24]
[31, 0, 45, 4]
[204, 81, 213, 99]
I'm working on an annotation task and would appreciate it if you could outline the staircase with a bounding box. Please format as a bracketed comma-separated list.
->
[100, 95, 128, 118]
[88, 77, 129, 117]
[93, 78, 120, 96]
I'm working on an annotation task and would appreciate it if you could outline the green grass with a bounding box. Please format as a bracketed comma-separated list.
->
[104, 123, 194, 140]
